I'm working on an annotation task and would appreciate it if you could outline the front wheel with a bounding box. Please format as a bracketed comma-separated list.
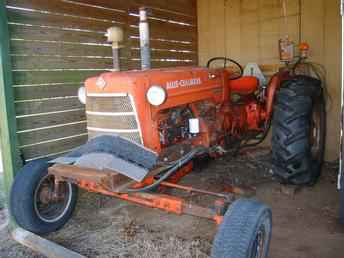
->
[211, 199, 272, 258]
[10, 159, 78, 234]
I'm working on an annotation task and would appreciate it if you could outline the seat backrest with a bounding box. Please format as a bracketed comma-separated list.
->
[228, 76, 259, 95]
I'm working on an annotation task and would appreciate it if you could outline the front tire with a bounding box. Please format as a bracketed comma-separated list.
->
[211, 199, 272, 258]
[10, 159, 78, 234]
[271, 75, 325, 185]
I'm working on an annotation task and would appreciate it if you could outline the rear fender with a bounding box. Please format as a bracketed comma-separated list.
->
[265, 71, 291, 120]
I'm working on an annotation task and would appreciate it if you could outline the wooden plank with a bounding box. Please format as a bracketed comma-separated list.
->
[72, 0, 197, 16]
[8, 0, 196, 25]
[197, 0, 210, 65]
[21, 134, 88, 161]
[7, 8, 120, 33]
[134, 0, 197, 16]
[259, 0, 299, 20]
[66, 0, 131, 12]
[49, 164, 133, 192]
[12, 228, 86, 258]
[7, 0, 127, 23]
[48, 164, 118, 184]
[324, 0, 341, 160]
[10, 40, 112, 57]
[240, 0, 260, 64]
[259, 18, 280, 63]
[129, 8, 196, 26]
[129, 22, 197, 42]
[130, 49, 197, 61]
[301, 0, 325, 62]
[16, 97, 83, 116]
[0, 2, 23, 200]
[12, 55, 114, 70]
[17, 109, 86, 131]
[131, 38, 196, 52]
[12, 70, 102, 85]
[9, 24, 107, 44]
[128, 60, 195, 69]
[18, 122, 87, 146]
[225, 0, 241, 61]
[14, 83, 81, 101]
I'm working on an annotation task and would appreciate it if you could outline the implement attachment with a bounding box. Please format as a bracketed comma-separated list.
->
[48, 162, 232, 224]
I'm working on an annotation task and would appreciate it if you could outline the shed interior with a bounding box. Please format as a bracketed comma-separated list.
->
[0, 0, 342, 187]
[198, 0, 341, 161]
[0, 0, 343, 257]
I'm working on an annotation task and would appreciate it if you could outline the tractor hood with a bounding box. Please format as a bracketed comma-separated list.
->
[84, 66, 226, 151]
[85, 66, 223, 99]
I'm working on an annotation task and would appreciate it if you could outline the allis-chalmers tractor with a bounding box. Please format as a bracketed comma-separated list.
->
[10, 8, 325, 258]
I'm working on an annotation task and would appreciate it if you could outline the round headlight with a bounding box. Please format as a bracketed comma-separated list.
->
[146, 85, 166, 106]
[78, 86, 86, 104]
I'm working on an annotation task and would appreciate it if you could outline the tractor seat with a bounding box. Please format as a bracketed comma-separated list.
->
[229, 76, 259, 95]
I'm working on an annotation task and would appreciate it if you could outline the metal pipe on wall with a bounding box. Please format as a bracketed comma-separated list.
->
[139, 7, 151, 70]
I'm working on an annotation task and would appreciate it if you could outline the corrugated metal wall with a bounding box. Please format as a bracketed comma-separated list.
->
[5, 0, 198, 162]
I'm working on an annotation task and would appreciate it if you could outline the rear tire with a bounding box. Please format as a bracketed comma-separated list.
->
[271, 75, 325, 185]
[10, 159, 78, 234]
[211, 199, 272, 258]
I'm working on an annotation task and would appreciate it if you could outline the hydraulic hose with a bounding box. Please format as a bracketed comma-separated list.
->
[125, 146, 207, 193]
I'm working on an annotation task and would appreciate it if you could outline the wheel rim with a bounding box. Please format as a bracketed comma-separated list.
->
[251, 225, 267, 258]
[34, 175, 72, 223]
[310, 102, 322, 160]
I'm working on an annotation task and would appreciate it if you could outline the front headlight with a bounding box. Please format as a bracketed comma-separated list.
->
[78, 86, 86, 104]
[146, 85, 166, 106]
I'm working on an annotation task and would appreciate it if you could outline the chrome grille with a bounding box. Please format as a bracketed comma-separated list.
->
[87, 96, 134, 113]
[86, 94, 142, 144]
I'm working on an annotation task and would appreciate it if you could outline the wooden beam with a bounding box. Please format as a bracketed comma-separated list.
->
[0, 1, 22, 201]
[12, 228, 86, 258]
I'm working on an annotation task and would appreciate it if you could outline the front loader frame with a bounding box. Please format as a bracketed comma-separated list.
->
[48, 162, 242, 225]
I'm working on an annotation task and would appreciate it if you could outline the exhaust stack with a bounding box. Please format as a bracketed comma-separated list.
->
[139, 7, 151, 70]
[106, 26, 124, 71]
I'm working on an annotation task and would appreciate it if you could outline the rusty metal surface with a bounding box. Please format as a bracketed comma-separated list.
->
[182, 203, 214, 219]
[48, 164, 132, 192]
[48, 163, 230, 223]
[75, 152, 149, 182]
[160, 181, 231, 199]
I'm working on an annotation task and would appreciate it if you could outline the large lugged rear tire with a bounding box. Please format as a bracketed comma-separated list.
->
[211, 199, 272, 258]
[10, 159, 78, 234]
[271, 75, 325, 185]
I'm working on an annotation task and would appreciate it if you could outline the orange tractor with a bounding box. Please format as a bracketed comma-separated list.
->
[10, 8, 325, 258]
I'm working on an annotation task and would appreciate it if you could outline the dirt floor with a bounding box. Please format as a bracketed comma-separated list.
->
[0, 148, 343, 258]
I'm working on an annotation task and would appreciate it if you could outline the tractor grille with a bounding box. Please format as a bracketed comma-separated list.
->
[86, 93, 142, 144]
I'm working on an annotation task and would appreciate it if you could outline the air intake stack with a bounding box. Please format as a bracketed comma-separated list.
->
[139, 7, 151, 70]
[105, 26, 124, 71]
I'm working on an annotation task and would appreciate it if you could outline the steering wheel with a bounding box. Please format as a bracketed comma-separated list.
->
[206, 57, 244, 80]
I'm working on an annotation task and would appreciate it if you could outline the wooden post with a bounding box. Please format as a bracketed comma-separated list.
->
[0, 1, 22, 202]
